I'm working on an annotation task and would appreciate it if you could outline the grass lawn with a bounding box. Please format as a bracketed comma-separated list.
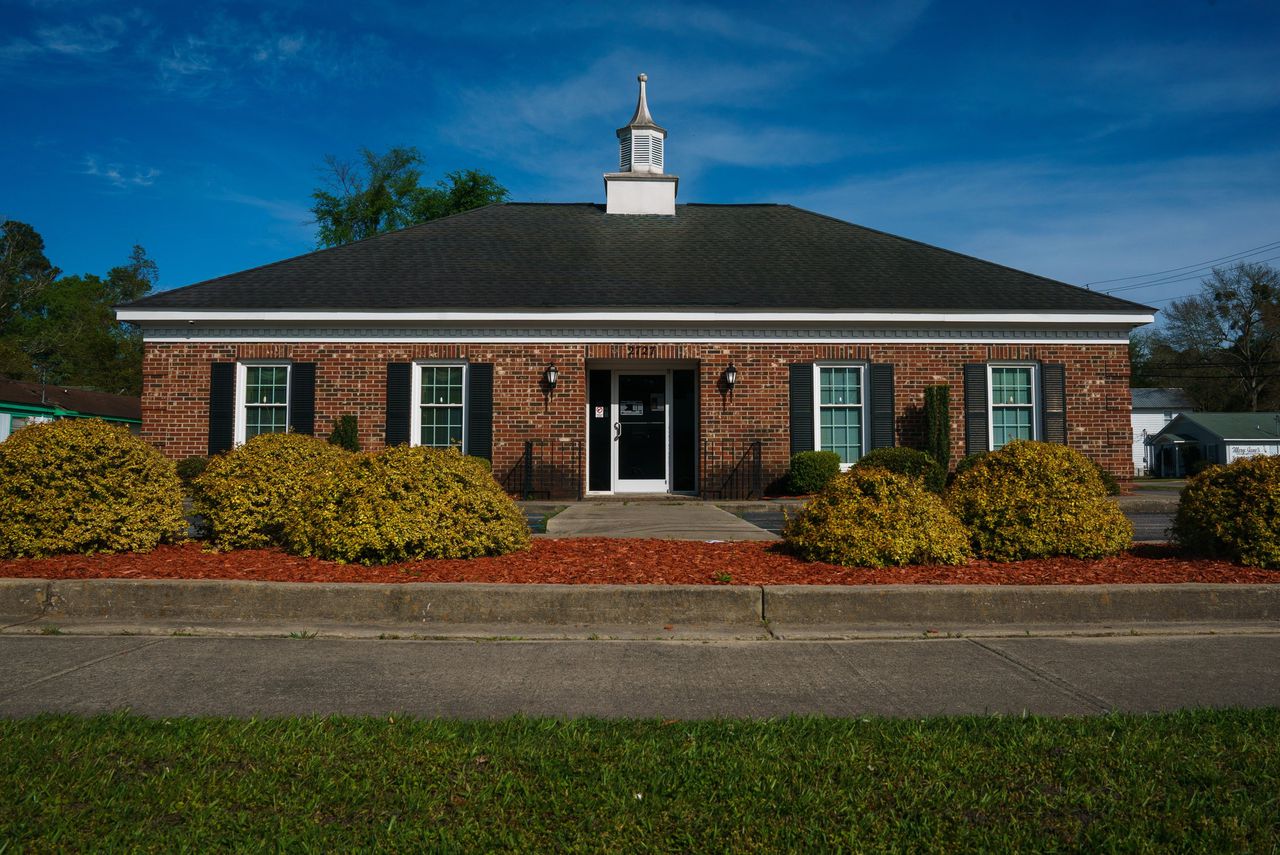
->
[2, 710, 1278, 851]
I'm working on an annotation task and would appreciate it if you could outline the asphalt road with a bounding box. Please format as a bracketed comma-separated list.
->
[2, 632, 1276, 718]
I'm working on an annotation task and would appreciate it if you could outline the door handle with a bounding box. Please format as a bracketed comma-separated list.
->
[613, 421, 621, 441]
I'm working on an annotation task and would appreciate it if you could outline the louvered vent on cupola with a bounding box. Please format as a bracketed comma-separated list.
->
[620, 132, 664, 173]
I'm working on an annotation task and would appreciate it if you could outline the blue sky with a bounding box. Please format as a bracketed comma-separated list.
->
[2, 0, 1278, 313]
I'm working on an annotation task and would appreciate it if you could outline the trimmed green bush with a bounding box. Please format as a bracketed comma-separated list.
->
[783, 468, 972, 568]
[946, 440, 1132, 561]
[327, 415, 360, 452]
[283, 446, 530, 564]
[787, 450, 842, 494]
[0, 419, 186, 557]
[855, 447, 946, 493]
[176, 455, 208, 486]
[193, 433, 350, 550]
[1174, 455, 1280, 568]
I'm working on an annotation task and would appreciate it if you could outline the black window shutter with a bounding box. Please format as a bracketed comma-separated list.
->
[1041, 363, 1067, 444]
[789, 364, 814, 455]
[288, 363, 316, 436]
[466, 363, 494, 460]
[868, 364, 895, 450]
[963, 364, 989, 455]
[208, 362, 236, 456]
[385, 363, 411, 447]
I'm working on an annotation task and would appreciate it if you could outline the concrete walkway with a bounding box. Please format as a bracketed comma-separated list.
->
[524, 493, 1176, 542]
[546, 500, 779, 540]
[2, 632, 1277, 718]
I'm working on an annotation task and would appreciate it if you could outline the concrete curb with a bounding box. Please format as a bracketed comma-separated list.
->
[763, 584, 1280, 628]
[1, 579, 762, 628]
[3, 579, 1278, 632]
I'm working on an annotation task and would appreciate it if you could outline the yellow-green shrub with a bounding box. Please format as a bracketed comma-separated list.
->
[283, 446, 530, 564]
[946, 440, 1131, 561]
[1174, 456, 1280, 568]
[783, 468, 972, 567]
[0, 419, 186, 557]
[193, 432, 350, 550]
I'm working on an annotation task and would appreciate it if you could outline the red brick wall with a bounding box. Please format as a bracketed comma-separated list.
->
[142, 341, 1131, 493]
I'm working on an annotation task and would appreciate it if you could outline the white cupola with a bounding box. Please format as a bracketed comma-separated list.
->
[605, 73, 678, 215]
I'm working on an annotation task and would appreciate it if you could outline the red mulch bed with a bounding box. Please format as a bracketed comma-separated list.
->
[0, 540, 1276, 585]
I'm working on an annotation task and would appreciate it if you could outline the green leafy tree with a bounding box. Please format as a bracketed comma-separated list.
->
[0, 222, 157, 394]
[311, 147, 508, 247]
[1, 220, 60, 333]
[414, 169, 511, 223]
[1128, 329, 1156, 388]
[1149, 262, 1280, 411]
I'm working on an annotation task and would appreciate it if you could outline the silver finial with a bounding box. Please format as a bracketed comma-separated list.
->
[638, 73, 647, 82]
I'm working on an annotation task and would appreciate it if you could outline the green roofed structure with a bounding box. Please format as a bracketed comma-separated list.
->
[1147, 412, 1280, 477]
[0, 378, 141, 443]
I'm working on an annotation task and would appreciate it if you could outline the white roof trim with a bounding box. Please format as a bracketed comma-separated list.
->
[117, 309, 1156, 325]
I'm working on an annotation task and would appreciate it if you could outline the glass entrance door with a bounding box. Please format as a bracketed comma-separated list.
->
[613, 372, 669, 492]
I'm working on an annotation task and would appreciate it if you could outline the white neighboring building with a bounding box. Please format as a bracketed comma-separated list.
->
[1131, 387, 1196, 476]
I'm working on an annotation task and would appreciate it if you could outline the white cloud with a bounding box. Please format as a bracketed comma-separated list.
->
[216, 190, 315, 244]
[787, 151, 1280, 304]
[35, 15, 125, 55]
[1079, 41, 1280, 115]
[82, 156, 160, 188]
[154, 14, 391, 98]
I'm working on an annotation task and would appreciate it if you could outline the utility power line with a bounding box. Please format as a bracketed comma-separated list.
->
[1088, 238, 1280, 289]
[1103, 252, 1280, 295]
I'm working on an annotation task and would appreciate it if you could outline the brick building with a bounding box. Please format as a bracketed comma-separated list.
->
[117, 75, 1154, 499]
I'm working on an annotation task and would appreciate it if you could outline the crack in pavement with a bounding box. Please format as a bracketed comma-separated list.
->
[1, 616, 41, 631]
[0, 638, 168, 701]
[966, 638, 1113, 713]
[822, 641, 911, 713]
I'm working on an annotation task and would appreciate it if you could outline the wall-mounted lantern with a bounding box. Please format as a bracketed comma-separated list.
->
[544, 363, 559, 390]
[724, 363, 737, 390]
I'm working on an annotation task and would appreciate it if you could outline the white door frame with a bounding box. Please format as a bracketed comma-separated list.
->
[611, 369, 672, 493]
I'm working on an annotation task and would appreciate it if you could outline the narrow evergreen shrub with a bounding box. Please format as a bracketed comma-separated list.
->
[787, 451, 842, 494]
[1174, 455, 1280, 568]
[176, 455, 208, 486]
[923, 384, 951, 470]
[283, 446, 530, 564]
[327, 415, 360, 452]
[0, 419, 186, 557]
[193, 433, 350, 550]
[854, 447, 946, 493]
[946, 440, 1132, 561]
[783, 468, 972, 567]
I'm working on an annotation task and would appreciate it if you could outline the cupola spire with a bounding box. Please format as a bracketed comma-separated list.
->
[621, 73, 663, 133]
[605, 73, 678, 215]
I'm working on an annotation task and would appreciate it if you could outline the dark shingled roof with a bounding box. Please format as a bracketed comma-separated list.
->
[123, 203, 1154, 314]
[0, 378, 141, 421]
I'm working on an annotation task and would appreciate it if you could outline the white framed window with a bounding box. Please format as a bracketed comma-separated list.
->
[813, 363, 864, 467]
[413, 362, 467, 450]
[235, 361, 291, 445]
[988, 364, 1037, 450]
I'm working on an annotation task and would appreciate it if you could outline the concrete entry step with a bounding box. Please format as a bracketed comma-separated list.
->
[545, 501, 779, 541]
